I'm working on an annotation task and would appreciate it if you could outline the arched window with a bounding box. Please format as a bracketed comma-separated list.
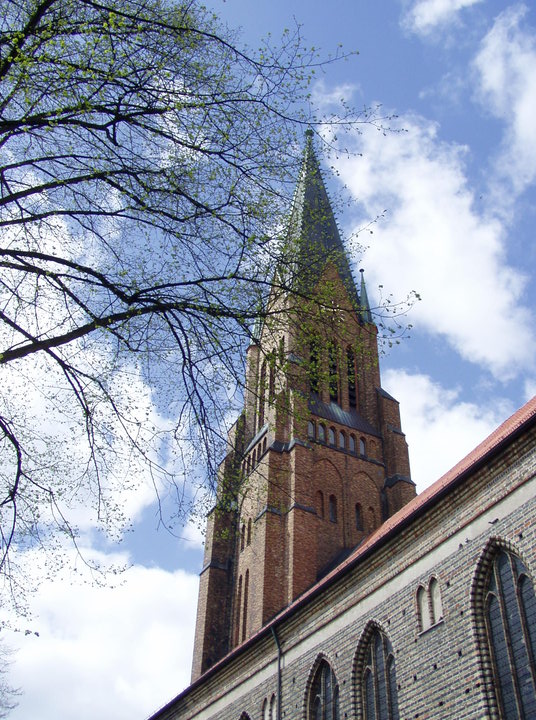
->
[359, 437, 366, 456]
[308, 421, 316, 440]
[339, 431, 346, 449]
[309, 337, 320, 395]
[318, 424, 326, 443]
[349, 434, 356, 454]
[347, 347, 357, 408]
[417, 584, 431, 632]
[258, 360, 267, 427]
[247, 519, 252, 546]
[360, 629, 399, 720]
[329, 495, 337, 523]
[479, 549, 536, 718]
[355, 503, 363, 531]
[240, 524, 246, 551]
[269, 693, 276, 720]
[242, 569, 249, 643]
[235, 575, 242, 646]
[429, 577, 443, 624]
[263, 437, 267, 454]
[328, 342, 339, 403]
[268, 352, 276, 404]
[328, 427, 336, 446]
[262, 698, 269, 720]
[309, 660, 339, 720]
[316, 490, 324, 519]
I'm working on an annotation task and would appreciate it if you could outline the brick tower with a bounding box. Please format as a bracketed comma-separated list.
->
[191, 132, 415, 680]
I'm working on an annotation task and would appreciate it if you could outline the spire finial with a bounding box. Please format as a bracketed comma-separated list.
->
[359, 268, 373, 324]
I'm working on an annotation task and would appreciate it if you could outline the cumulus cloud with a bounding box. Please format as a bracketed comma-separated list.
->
[383, 369, 510, 491]
[4, 550, 198, 720]
[402, 0, 483, 36]
[336, 115, 536, 379]
[473, 4, 536, 201]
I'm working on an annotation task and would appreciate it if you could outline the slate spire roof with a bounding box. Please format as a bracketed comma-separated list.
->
[286, 130, 371, 322]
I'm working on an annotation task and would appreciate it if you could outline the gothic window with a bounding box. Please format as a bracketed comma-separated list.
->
[360, 437, 366, 456]
[263, 437, 267, 454]
[240, 524, 246, 552]
[360, 629, 399, 720]
[318, 424, 326, 443]
[235, 575, 242, 646]
[258, 360, 267, 427]
[329, 427, 336, 446]
[347, 347, 357, 408]
[329, 495, 337, 523]
[262, 698, 269, 720]
[339, 430, 346, 449]
[316, 491, 325, 519]
[328, 342, 339, 404]
[309, 337, 320, 396]
[242, 569, 249, 643]
[480, 549, 536, 718]
[429, 577, 443, 624]
[247, 519, 252, 546]
[355, 503, 363, 531]
[268, 351, 276, 404]
[309, 659, 340, 720]
[308, 421, 316, 440]
[349, 434, 356, 454]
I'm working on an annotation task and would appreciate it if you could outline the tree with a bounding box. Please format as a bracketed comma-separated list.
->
[0, 0, 402, 605]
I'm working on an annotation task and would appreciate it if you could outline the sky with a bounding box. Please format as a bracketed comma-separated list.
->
[3, 1, 536, 718]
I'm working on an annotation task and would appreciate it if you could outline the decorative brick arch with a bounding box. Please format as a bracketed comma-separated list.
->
[353, 620, 399, 720]
[471, 536, 536, 720]
[303, 652, 341, 720]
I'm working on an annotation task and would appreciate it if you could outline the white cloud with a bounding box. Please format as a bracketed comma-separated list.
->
[383, 369, 511, 491]
[4, 552, 198, 720]
[473, 4, 536, 200]
[337, 115, 536, 379]
[402, 0, 483, 36]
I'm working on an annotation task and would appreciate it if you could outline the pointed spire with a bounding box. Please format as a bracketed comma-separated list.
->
[359, 268, 373, 323]
[284, 131, 359, 304]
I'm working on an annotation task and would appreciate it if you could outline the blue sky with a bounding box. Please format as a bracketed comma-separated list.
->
[4, 1, 536, 718]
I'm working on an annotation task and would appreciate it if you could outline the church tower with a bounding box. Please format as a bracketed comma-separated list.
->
[191, 132, 415, 681]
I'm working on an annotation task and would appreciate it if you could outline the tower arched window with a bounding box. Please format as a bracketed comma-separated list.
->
[258, 360, 267, 428]
[235, 575, 242, 646]
[328, 342, 339, 404]
[329, 495, 337, 523]
[328, 427, 336, 446]
[477, 548, 536, 718]
[360, 437, 366, 456]
[247, 519, 252, 546]
[355, 503, 363, 531]
[308, 421, 316, 440]
[318, 424, 326, 443]
[269, 693, 276, 720]
[242, 569, 249, 643]
[268, 351, 276, 404]
[240, 523, 246, 551]
[309, 337, 320, 396]
[349, 434, 356, 454]
[347, 347, 357, 408]
[339, 431, 346, 449]
[309, 659, 340, 720]
[359, 629, 399, 720]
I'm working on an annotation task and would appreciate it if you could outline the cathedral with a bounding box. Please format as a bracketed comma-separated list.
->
[149, 133, 536, 720]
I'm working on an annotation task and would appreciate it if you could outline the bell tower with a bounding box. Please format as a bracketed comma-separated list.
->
[191, 132, 415, 680]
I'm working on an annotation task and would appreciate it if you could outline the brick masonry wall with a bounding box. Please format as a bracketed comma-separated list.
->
[159, 422, 536, 720]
